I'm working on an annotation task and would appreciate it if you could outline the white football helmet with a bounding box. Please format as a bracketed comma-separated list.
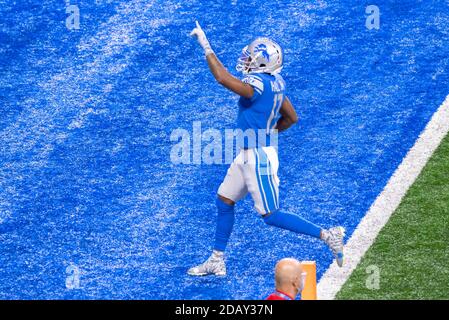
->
[236, 37, 283, 75]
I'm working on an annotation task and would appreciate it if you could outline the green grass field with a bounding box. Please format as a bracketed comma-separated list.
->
[337, 133, 449, 299]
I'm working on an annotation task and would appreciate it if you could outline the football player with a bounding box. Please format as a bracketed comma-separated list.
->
[188, 21, 345, 276]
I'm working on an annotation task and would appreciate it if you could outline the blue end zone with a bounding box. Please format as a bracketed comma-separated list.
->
[0, 0, 448, 299]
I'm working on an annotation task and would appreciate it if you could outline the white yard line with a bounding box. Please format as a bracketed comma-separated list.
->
[317, 95, 449, 300]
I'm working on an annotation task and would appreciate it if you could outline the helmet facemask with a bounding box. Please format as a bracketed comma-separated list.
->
[236, 45, 252, 74]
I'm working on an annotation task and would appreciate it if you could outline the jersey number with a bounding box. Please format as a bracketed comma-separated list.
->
[267, 93, 283, 131]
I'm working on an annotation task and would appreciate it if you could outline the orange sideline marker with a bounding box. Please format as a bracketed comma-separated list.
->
[301, 261, 317, 300]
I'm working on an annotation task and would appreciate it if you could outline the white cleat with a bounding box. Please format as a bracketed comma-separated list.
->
[322, 226, 345, 267]
[188, 254, 226, 276]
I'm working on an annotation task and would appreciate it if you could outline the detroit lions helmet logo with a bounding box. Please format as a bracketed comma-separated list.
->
[254, 44, 270, 61]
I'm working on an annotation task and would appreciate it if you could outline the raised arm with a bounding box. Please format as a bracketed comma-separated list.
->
[275, 96, 298, 132]
[190, 21, 253, 99]
[205, 54, 254, 98]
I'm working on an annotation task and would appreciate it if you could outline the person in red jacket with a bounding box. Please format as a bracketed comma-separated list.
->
[266, 258, 305, 300]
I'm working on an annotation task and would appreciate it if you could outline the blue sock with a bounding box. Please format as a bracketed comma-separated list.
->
[214, 198, 235, 252]
[263, 210, 322, 239]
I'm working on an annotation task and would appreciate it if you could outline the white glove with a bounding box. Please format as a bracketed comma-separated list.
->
[190, 20, 214, 56]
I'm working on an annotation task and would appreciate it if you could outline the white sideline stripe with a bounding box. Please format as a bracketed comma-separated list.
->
[317, 95, 449, 300]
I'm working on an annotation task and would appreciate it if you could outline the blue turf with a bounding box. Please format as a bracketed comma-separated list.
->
[0, 0, 448, 299]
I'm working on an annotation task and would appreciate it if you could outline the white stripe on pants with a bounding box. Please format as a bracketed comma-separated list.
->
[217, 146, 280, 215]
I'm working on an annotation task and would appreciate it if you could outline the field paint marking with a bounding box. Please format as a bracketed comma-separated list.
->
[317, 95, 449, 300]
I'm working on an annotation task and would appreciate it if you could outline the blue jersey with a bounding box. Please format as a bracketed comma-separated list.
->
[236, 72, 286, 148]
